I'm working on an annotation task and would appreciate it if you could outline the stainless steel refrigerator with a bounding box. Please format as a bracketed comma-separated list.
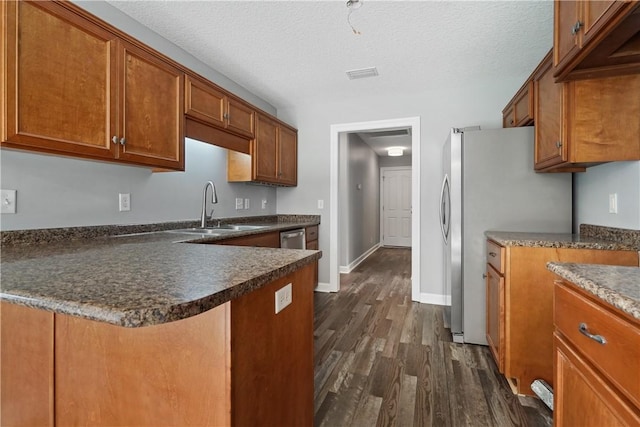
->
[440, 127, 572, 345]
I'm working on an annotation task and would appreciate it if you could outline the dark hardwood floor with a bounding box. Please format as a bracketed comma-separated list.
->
[313, 247, 552, 427]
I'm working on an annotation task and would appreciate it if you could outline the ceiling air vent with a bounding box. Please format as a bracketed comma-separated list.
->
[346, 67, 378, 80]
[368, 129, 410, 138]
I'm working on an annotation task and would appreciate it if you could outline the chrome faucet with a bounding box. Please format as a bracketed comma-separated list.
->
[200, 181, 218, 228]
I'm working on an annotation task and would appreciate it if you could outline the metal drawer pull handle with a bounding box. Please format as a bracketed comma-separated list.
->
[578, 323, 606, 345]
[489, 252, 497, 257]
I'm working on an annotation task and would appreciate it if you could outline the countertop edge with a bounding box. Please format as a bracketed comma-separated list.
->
[0, 251, 322, 327]
[547, 262, 640, 321]
[485, 231, 638, 251]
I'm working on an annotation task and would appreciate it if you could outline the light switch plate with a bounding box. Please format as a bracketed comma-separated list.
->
[317, 199, 324, 209]
[261, 199, 267, 209]
[235, 198, 244, 210]
[609, 193, 618, 214]
[1, 189, 17, 214]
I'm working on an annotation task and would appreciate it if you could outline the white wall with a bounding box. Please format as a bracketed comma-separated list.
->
[0, 140, 277, 230]
[574, 161, 640, 230]
[276, 77, 523, 293]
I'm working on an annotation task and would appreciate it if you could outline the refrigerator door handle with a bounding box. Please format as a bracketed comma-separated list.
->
[439, 174, 450, 244]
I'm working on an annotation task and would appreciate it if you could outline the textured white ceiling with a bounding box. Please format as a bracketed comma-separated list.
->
[105, 0, 553, 112]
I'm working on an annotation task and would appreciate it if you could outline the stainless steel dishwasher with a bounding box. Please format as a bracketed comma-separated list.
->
[280, 228, 306, 249]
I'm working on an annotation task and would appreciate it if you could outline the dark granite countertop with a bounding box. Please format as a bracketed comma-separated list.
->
[0, 217, 321, 327]
[485, 231, 638, 251]
[547, 263, 640, 320]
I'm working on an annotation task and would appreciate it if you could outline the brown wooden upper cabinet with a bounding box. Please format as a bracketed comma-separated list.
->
[502, 80, 534, 128]
[185, 75, 255, 139]
[228, 114, 298, 186]
[1, 1, 184, 170]
[553, 0, 640, 81]
[534, 49, 640, 172]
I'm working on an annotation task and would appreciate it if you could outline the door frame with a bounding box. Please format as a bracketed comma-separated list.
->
[380, 166, 412, 248]
[328, 117, 421, 302]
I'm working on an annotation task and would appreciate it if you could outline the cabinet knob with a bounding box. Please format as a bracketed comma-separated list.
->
[510, 119, 514, 125]
[119, 137, 126, 145]
[489, 252, 497, 257]
[556, 141, 562, 149]
[482, 273, 487, 279]
[223, 113, 230, 120]
[570, 20, 583, 36]
[112, 136, 118, 144]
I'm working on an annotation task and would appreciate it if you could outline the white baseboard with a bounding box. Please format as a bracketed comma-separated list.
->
[420, 293, 451, 306]
[314, 282, 335, 293]
[339, 243, 381, 274]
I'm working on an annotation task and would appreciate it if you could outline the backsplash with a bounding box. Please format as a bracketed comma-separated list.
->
[0, 215, 321, 246]
[580, 224, 640, 250]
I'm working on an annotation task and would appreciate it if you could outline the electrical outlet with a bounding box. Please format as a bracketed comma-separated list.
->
[1, 189, 17, 214]
[119, 193, 131, 212]
[262, 199, 267, 209]
[275, 283, 293, 314]
[317, 199, 324, 209]
[235, 198, 243, 210]
[244, 198, 250, 209]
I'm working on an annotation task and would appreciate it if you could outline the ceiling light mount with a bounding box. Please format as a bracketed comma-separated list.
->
[346, 0, 363, 35]
[387, 147, 404, 157]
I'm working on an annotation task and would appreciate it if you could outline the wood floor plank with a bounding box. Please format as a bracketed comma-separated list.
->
[314, 247, 551, 427]
[397, 374, 417, 427]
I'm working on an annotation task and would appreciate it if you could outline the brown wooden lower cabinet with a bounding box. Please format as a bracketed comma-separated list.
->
[214, 230, 280, 247]
[485, 239, 638, 395]
[0, 263, 315, 427]
[553, 280, 640, 426]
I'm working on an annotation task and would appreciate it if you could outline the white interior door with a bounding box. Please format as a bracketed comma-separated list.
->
[381, 167, 412, 247]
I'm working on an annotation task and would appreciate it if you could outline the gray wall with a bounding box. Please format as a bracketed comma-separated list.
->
[276, 77, 525, 294]
[574, 161, 640, 230]
[0, 140, 277, 230]
[379, 154, 412, 168]
[339, 134, 380, 268]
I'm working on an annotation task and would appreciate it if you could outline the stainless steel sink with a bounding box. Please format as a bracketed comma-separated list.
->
[164, 228, 235, 235]
[164, 225, 267, 235]
[215, 224, 268, 231]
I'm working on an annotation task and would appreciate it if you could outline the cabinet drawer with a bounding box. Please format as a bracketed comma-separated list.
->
[554, 282, 640, 407]
[305, 226, 318, 243]
[486, 240, 505, 274]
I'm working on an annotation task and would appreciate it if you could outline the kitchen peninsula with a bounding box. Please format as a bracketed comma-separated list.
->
[0, 217, 321, 427]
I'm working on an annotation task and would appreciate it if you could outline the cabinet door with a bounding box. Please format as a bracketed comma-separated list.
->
[118, 41, 184, 170]
[253, 114, 278, 183]
[2, 1, 117, 159]
[226, 97, 255, 138]
[554, 336, 640, 427]
[184, 75, 226, 128]
[581, 1, 627, 46]
[534, 54, 566, 170]
[278, 125, 298, 186]
[513, 81, 533, 126]
[486, 264, 504, 372]
[502, 105, 515, 128]
[554, 0, 581, 69]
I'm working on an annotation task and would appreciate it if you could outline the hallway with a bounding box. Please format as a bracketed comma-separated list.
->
[313, 247, 551, 426]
